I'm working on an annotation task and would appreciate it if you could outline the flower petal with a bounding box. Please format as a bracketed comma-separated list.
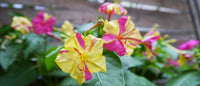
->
[178, 40, 199, 50]
[87, 55, 106, 73]
[104, 39, 126, 56]
[114, 4, 127, 15]
[84, 63, 92, 81]
[103, 20, 119, 35]
[64, 33, 84, 54]
[118, 16, 128, 35]
[85, 35, 105, 57]
[76, 33, 85, 49]
[55, 49, 78, 73]
[61, 20, 74, 36]
[178, 54, 187, 66]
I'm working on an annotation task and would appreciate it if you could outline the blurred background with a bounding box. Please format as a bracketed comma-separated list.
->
[0, 0, 200, 44]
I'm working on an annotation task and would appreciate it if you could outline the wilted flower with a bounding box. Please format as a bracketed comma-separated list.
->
[11, 16, 32, 34]
[178, 40, 199, 50]
[32, 11, 55, 35]
[102, 16, 142, 56]
[61, 20, 74, 36]
[55, 33, 106, 84]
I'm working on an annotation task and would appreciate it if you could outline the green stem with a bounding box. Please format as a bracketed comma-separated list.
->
[141, 65, 147, 76]
[36, 35, 54, 86]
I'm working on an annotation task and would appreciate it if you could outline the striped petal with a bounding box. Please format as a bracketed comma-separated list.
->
[102, 16, 142, 56]
[11, 16, 32, 34]
[98, 2, 127, 15]
[56, 33, 106, 84]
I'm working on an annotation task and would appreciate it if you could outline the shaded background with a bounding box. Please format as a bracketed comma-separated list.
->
[0, 0, 200, 45]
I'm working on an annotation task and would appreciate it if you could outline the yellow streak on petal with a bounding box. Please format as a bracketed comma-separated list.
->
[44, 13, 51, 21]
[103, 20, 119, 35]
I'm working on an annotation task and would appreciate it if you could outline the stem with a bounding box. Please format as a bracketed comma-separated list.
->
[141, 65, 147, 76]
[36, 35, 54, 86]
[108, 11, 113, 21]
[85, 19, 104, 33]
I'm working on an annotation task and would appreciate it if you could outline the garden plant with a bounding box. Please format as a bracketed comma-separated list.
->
[0, 1, 200, 86]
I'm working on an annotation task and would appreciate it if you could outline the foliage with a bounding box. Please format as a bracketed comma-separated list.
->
[0, 2, 200, 85]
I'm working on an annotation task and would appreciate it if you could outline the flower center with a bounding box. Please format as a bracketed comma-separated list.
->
[78, 53, 88, 71]
[41, 22, 45, 26]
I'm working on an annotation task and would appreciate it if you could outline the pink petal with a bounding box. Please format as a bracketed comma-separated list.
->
[84, 63, 92, 81]
[118, 16, 128, 35]
[103, 39, 126, 56]
[76, 33, 85, 49]
[102, 33, 117, 42]
[143, 41, 157, 55]
[169, 58, 179, 67]
[99, 2, 111, 14]
[102, 33, 127, 56]
[184, 54, 196, 59]
[178, 40, 199, 50]
[59, 50, 69, 54]
[145, 36, 161, 44]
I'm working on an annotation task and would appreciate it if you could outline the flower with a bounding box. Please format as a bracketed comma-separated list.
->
[11, 16, 32, 34]
[142, 31, 161, 58]
[102, 16, 142, 56]
[32, 11, 55, 35]
[99, 2, 127, 15]
[178, 53, 196, 66]
[61, 20, 74, 36]
[178, 40, 199, 50]
[55, 33, 106, 84]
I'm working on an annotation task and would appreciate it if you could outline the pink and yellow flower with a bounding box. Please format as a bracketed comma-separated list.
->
[142, 31, 161, 58]
[11, 16, 32, 34]
[32, 11, 55, 35]
[102, 16, 142, 56]
[55, 33, 106, 84]
[99, 2, 127, 15]
[178, 39, 199, 50]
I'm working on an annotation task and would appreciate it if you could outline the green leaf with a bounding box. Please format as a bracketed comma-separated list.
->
[162, 46, 178, 60]
[49, 70, 67, 77]
[0, 42, 23, 71]
[23, 33, 45, 58]
[59, 76, 81, 86]
[45, 46, 61, 71]
[124, 71, 156, 86]
[77, 23, 95, 33]
[0, 60, 37, 86]
[166, 71, 200, 86]
[0, 25, 14, 37]
[120, 55, 144, 70]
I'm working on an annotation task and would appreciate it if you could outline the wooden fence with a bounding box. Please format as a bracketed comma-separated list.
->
[0, 0, 198, 45]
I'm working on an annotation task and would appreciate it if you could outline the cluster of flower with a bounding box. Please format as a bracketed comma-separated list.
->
[9, 1, 199, 84]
